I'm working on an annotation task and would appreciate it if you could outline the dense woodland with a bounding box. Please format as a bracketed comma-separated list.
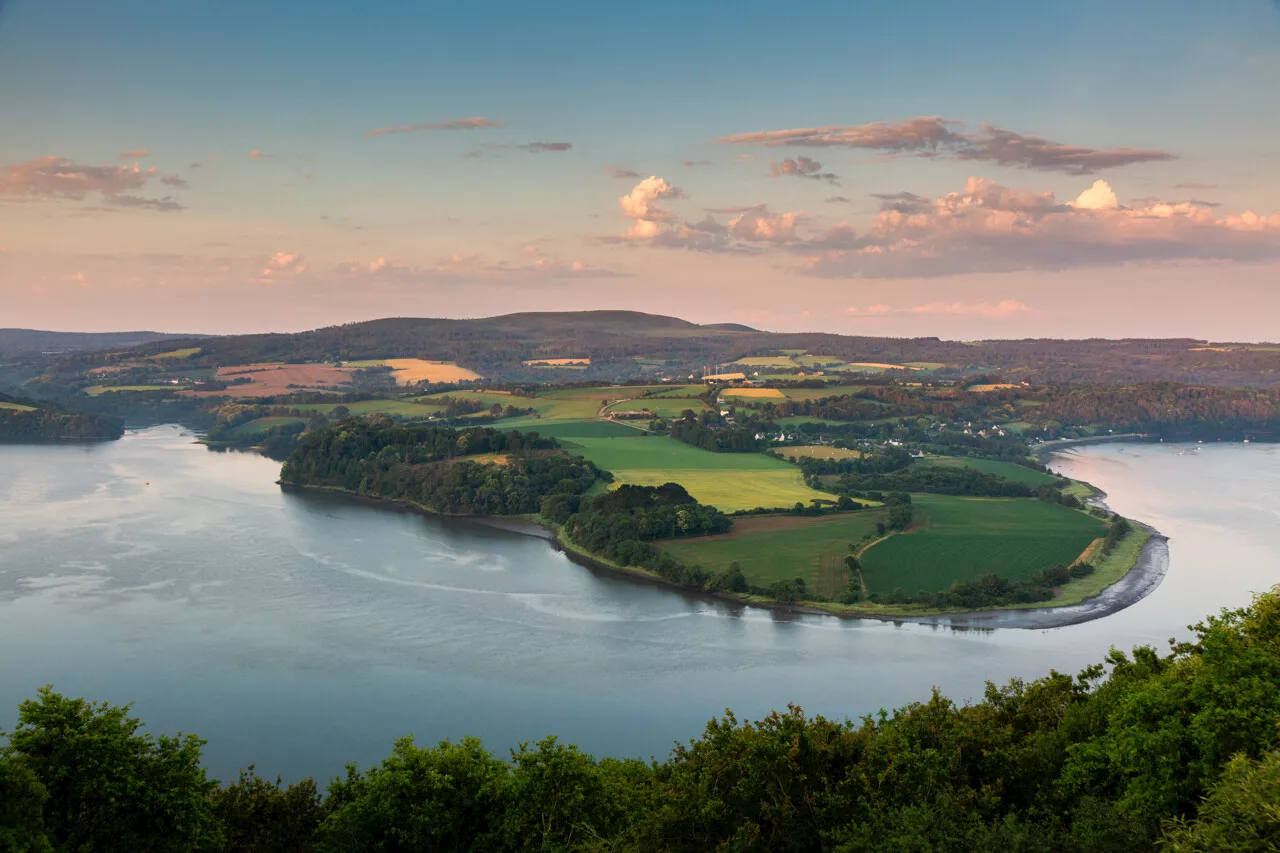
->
[0, 394, 123, 442]
[4, 589, 1280, 851]
[281, 420, 600, 516]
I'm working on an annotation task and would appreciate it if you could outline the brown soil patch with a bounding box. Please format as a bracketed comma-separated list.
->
[180, 363, 355, 398]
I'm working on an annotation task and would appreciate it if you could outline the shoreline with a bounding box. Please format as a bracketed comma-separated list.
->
[281, 439, 1169, 629]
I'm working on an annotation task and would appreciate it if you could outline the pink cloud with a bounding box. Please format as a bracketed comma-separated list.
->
[619, 176, 685, 221]
[718, 117, 1174, 175]
[769, 156, 839, 184]
[0, 156, 183, 211]
[118, 148, 149, 159]
[366, 117, 505, 136]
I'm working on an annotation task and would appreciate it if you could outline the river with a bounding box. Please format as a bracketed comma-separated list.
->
[1, 427, 1277, 782]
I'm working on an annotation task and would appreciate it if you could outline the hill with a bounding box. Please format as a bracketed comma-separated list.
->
[0, 329, 206, 356]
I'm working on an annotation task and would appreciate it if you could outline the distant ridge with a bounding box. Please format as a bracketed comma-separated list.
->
[0, 329, 208, 356]
[702, 322, 760, 332]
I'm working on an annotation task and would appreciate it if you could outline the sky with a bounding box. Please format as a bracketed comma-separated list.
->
[1, 0, 1279, 339]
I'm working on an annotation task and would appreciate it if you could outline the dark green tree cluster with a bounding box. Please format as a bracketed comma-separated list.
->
[838, 465, 1036, 497]
[280, 419, 600, 515]
[5, 589, 1280, 851]
[669, 410, 765, 453]
[0, 394, 124, 442]
[564, 484, 732, 581]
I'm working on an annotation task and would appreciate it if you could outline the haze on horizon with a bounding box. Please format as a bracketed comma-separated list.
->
[2, 0, 1278, 340]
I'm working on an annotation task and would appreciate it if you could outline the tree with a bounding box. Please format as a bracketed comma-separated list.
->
[1160, 750, 1280, 852]
[0, 755, 52, 852]
[211, 766, 324, 852]
[4, 686, 222, 851]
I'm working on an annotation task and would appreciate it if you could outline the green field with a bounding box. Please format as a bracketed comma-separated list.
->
[903, 362, 945, 370]
[221, 416, 308, 440]
[419, 387, 670, 422]
[149, 347, 202, 360]
[511, 419, 642, 438]
[292, 399, 432, 417]
[605, 398, 708, 418]
[919, 456, 1062, 487]
[860, 494, 1105, 595]
[647, 385, 709, 398]
[659, 511, 888, 596]
[558, 436, 829, 512]
[0, 401, 37, 412]
[775, 415, 853, 429]
[775, 384, 865, 401]
[84, 385, 176, 396]
[731, 356, 801, 368]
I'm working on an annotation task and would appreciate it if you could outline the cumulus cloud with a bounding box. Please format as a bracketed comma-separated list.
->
[619, 176, 686, 221]
[248, 149, 269, 159]
[0, 156, 184, 211]
[718, 117, 1174, 175]
[119, 148, 149, 159]
[256, 251, 308, 283]
[606, 166, 640, 179]
[728, 208, 803, 243]
[847, 300, 1032, 318]
[799, 176, 1280, 278]
[366, 117, 505, 136]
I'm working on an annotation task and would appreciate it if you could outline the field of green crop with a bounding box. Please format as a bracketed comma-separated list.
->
[558, 436, 828, 512]
[647, 385, 709, 398]
[221, 416, 308, 440]
[606, 398, 708, 418]
[292, 399, 432, 417]
[511, 419, 642, 438]
[659, 511, 887, 596]
[84, 385, 176, 396]
[860, 494, 1105, 595]
[774, 415, 853, 428]
[919, 456, 1062, 487]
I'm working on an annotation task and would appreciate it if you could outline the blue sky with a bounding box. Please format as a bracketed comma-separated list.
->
[1, 0, 1278, 336]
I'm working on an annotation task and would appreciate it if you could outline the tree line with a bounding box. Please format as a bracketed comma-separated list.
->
[4, 588, 1279, 851]
[0, 394, 124, 442]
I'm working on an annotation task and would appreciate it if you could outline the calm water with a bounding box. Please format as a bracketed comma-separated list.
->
[2, 427, 1278, 782]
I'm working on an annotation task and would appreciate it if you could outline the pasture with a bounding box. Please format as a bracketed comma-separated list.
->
[968, 383, 1019, 392]
[775, 415, 853, 428]
[778, 445, 862, 462]
[647, 385, 708, 398]
[605, 398, 708, 418]
[85, 385, 176, 396]
[659, 511, 888, 597]
[220, 416, 308, 441]
[775, 385, 865, 401]
[558, 436, 828, 512]
[149, 347, 202, 360]
[859, 494, 1105, 595]
[919, 456, 1061, 487]
[732, 356, 801, 368]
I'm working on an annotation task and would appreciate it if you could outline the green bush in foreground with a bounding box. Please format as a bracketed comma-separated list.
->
[3, 589, 1280, 852]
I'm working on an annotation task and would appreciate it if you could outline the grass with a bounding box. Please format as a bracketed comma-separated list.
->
[219, 416, 308, 440]
[558, 436, 829, 512]
[968, 383, 1020, 392]
[860, 494, 1106, 595]
[919, 456, 1062, 487]
[0, 402, 37, 412]
[659, 511, 888, 597]
[511, 420, 643, 438]
[84, 385, 176, 396]
[149, 347, 202, 360]
[419, 386, 670, 422]
[605, 398, 708, 418]
[292, 399, 433, 417]
[777, 445, 862, 461]
[776, 385, 865, 401]
[903, 362, 945, 370]
[732, 356, 800, 368]
[647, 385, 707, 398]
[775, 415, 853, 428]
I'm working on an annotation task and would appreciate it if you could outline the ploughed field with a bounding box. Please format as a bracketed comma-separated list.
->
[557, 435, 828, 513]
[658, 512, 887, 597]
[859, 494, 1106, 595]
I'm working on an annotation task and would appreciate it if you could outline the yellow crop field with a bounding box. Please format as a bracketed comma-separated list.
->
[733, 356, 798, 367]
[968, 383, 1019, 392]
[720, 388, 785, 399]
[150, 347, 202, 360]
[0, 402, 37, 411]
[349, 359, 482, 384]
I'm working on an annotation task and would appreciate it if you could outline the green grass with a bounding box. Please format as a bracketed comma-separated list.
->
[903, 362, 945, 370]
[0, 401, 37, 412]
[512, 419, 642, 438]
[221, 416, 308, 440]
[419, 387, 671, 422]
[605, 398, 708, 418]
[659, 511, 888, 597]
[84, 385, 176, 396]
[775, 384, 865, 401]
[860, 494, 1106, 595]
[775, 415, 853, 428]
[292, 399, 432, 417]
[558, 436, 829, 512]
[149, 347, 202, 360]
[647, 385, 708, 398]
[919, 456, 1062, 487]
[731, 356, 800, 368]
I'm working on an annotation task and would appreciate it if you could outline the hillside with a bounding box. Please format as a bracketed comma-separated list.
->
[24, 310, 1280, 387]
[0, 393, 124, 442]
[0, 328, 205, 356]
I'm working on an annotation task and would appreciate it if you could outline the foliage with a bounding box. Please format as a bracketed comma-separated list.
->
[0, 393, 124, 442]
[7, 589, 1280, 851]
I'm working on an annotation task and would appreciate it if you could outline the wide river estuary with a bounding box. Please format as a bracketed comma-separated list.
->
[2, 426, 1278, 782]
